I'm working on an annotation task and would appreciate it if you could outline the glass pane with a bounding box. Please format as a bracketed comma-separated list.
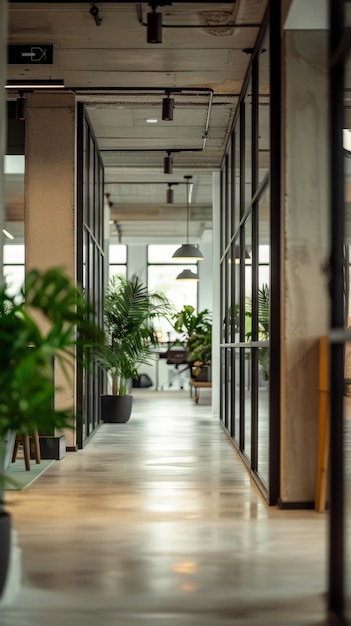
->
[109, 265, 127, 281]
[233, 241, 241, 342]
[148, 244, 197, 264]
[221, 260, 226, 341]
[259, 30, 270, 184]
[3, 244, 25, 264]
[257, 184, 270, 482]
[220, 348, 226, 426]
[244, 79, 252, 209]
[3, 265, 25, 298]
[234, 348, 240, 443]
[225, 348, 232, 432]
[234, 118, 240, 229]
[345, 41, 351, 619]
[345, 342, 351, 616]
[221, 168, 227, 255]
[148, 264, 198, 342]
[228, 138, 233, 241]
[109, 244, 127, 263]
[244, 220, 252, 342]
[226, 250, 232, 343]
[244, 348, 252, 459]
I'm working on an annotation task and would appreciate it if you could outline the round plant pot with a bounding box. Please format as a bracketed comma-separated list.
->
[0, 512, 11, 599]
[101, 395, 133, 423]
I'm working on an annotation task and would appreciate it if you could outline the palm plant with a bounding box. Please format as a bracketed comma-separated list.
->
[0, 267, 100, 597]
[0, 267, 97, 449]
[243, 283, 270, 381]
[94, 275, 172, 396]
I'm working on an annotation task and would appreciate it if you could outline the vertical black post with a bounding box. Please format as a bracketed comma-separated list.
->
[239, 102, 246, 451]
[251, 56, 259, 472]
[268, 0, 281, 506]
[328, 0, 345, 617]
[76, 102, 84, 450]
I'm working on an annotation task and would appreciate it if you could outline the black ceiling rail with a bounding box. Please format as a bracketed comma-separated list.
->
[68, 86, 214, 152]
[136, 3, 260, 30]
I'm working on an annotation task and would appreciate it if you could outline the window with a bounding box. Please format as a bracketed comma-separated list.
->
[3, 244, 25, 298]
[109, 244, 127, 280]
[148, 244, 198, 342]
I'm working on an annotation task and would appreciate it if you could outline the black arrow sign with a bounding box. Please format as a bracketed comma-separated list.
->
[8, 45, 53, 64]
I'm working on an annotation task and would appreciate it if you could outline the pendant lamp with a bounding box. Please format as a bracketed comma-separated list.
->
[172, 175, 204, 261]
[176, 268, 199, 281]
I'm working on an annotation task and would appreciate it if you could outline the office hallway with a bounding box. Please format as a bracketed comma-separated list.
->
[1, 389, 327, 625]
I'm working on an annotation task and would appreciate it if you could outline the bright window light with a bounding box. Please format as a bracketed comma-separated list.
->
[4, 155, 25, 175]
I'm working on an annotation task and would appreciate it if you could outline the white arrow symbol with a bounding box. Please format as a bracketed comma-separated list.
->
[30, 47, 47, 62]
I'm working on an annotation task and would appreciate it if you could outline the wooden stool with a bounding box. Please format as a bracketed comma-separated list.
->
[12, 431, 41, 471]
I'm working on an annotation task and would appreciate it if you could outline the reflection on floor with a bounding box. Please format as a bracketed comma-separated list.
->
[1, 389, 328, 625]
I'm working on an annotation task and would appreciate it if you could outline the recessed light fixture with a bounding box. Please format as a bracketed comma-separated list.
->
[146, 118, 158, 124]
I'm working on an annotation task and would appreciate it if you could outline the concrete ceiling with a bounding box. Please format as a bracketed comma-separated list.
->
[5, 1, 269, 244]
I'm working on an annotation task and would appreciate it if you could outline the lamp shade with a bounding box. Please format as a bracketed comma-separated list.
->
[176, 269, 199, 281]
[172, 243, 204, 261]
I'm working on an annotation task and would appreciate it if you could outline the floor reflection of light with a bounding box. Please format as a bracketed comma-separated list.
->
[144, 456, 197, 465]
[180, 583, 196, 592]
[172, 561, 197, 574]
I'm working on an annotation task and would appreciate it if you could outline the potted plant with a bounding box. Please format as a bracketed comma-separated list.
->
[237, 283, 270, 382]
[93, 274, 172, 423]
[171, 305, 212, 382]
[0, 266, 100, 599]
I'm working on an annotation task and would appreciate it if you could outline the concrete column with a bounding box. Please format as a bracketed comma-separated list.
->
[25, 92, 77, 448]
[280, 30, 329, 504]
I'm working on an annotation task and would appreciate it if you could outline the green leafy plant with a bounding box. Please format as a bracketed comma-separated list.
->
[243, 283, 270, 381]
[257, 283, 270, 381]
[93, 275, 172, 396]
[172, 305, 212, 365]
[0, 267, 101, 507]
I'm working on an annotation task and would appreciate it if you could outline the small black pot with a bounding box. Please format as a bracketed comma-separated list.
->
[101, 395, 133, 423]
[0, 512, 11, 599]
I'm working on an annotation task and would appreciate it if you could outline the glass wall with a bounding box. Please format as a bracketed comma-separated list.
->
[219, 12, 273, 501]
[147, 244, 198, 343]
[76, 103, 105, 447]
[329, 0, 351, 620]
[343, 5, 351, 619]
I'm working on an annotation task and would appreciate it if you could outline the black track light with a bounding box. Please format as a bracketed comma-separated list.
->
[166, 184, 174, 204]
[147, 10, 162, 43]
[16, 92, 27, 121]
[164, 152, 173, 174]
[162, 93, 174, 121]
[90, 4, 102, 26]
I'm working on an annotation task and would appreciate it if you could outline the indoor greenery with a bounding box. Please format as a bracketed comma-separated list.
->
[93, 274, 172, 396]
[0, 266, 100, 596]
[235, 283, 270, 381]
[172, 305, 212, 366]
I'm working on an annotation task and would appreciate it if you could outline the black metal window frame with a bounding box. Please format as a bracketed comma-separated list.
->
[219, 3, 280, 506]
[76, 102, 105, 448]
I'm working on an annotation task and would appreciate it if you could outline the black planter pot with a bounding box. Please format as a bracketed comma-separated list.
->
[0, 512, 11, 599]
[191, 364, 212, 382]
[101, 395, 133, 423]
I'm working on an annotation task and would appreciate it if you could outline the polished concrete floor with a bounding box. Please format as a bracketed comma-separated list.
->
[1, 389, 328, 625]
